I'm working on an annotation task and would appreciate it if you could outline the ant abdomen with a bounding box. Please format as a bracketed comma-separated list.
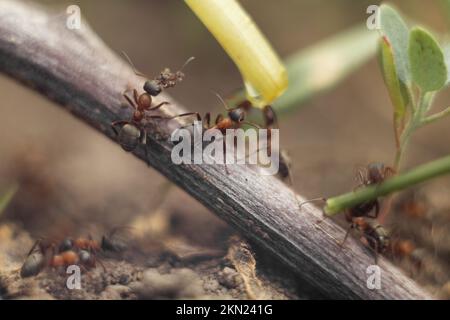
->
[144, 80, 162, 96]
[118, 124, 142, 152]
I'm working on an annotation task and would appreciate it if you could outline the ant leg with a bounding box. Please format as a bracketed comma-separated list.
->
[339, 223, 355, 250]
[368, 200, 380, 219]
[223, 139, 230, 175]
[92, 254, 107, 273]
[170, 112, 202, 122]
[149, 101, 170, 111]
[365, 235, 380, 264]
[215, 114, 224, 125]
[241, 121, 262, 129]
[263, 105, 278, 128]
[123, 92, 137, 110]
[140, 128, 151, 167]
[26, 239, 42, 256]
[204, 112, 211, 128]
[133, 89, 140, 105]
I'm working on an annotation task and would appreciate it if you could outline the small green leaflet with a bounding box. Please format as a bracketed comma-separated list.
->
[409, 27, 448, 92]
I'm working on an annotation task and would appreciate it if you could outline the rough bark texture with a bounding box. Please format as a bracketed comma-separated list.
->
[0, 0, 432, 299]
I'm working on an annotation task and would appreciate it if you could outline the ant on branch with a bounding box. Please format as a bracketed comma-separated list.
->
[111, 88, 171, 162]
[112, 54, 194, 163]
[173, 94, 262, 134]
[300, 163, 395, 260]
[344, 217, 390, 263]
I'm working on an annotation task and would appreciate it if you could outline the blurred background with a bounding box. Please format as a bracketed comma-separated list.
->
[0, 0, 449, 299]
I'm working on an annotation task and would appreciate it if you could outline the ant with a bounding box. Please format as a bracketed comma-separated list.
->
[112, 54, 195, 162]
[344, 217, 390, 263]
[20, 230, 130, 278]
[302, 163, 395, 221]
[346, 218, 424, 265]
[122, 51, 194, 97]
[235, 100, 294, 183]
[168, 94, 263, 173]
[174, 94, 262, 134]
[355, 162, 396, 189]
[300, 163, 395, 254]
[111, 88, 170, 160]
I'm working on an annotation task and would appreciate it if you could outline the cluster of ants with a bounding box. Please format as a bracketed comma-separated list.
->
[21, 228, 129, 278]
[20, 55, 291, 278]
[109, 54, 417, 266]
[111, 53, 290, 179]
[302, 163, 420, 264]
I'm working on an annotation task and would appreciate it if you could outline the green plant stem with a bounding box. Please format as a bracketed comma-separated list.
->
[325, 154, 450, 215]
[421, 106, 450, 126]
[394, 91, 434, 171]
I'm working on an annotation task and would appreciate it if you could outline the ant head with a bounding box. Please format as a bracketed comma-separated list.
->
[137, 93, 152, 110]
[229, 108, 245, 123]
[144, 80, 162, 96]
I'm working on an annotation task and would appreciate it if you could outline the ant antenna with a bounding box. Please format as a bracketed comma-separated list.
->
[179, 56, 195, 72]
[212, 91, 236, 111]
[299, 197, 327, 209]
[121, 51, 147, 77]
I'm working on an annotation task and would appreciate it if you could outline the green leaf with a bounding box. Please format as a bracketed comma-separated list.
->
[226, 25, 378, 114]
[379, 4, 411, 86]
[442, 0, 450, 22]
[378, 36, 408, 119]
[274, 25, 378, 113]
[445, 44, 450, 86]
[0, 184, 18, 216]
[409, 27, 448, 92]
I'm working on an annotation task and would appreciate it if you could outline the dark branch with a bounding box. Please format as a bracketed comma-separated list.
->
[0, 1, 431, 299]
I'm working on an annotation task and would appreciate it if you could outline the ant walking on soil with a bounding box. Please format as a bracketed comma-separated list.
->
[20, 229, 130, 278]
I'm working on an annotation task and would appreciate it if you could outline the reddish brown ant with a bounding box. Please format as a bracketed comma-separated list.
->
[234, 100, 295, 182]
[170, 94, 263, 173]
[113, 54, 194, 162]
[300, 163, 396, 258]
[343, 217, 390, 263]
[20, 238, 53, 277]
[174, 94, 262, 134]
[111, 89, 171, 162]
[302, 163, 395, 220]
[355, 162, 396, 189]
[20, 230, 129, 278]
